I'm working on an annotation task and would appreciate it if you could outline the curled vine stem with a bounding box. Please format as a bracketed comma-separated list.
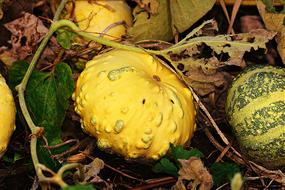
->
[14, 16, 161, 189]
[15, 0, 218, 187]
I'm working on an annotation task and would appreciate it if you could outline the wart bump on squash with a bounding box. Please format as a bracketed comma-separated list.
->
[114, 120, 124, 133]
[154, 112, 163, 126]
[107, 66, 134, 81]
[170, 121, 178, 133]
[97, 138, 111, 149]
[97, 71, 106, 78]
[104, 126, 112, 133]
[90, 116, 97, 125]
[144, 128, 152, 134]
[141, 135, 153, 144]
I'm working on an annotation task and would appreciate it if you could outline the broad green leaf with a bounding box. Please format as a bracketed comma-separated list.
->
[153, 158, 178, 176]
[210, 162, 240, 187]
[61, 184, 95, 190]
[170, 145, 204, 161]
[56, 29, 76, 49]
[129, 0, 173, 41]
[8, 61, 74, 169]
[170, 0, 215, 33]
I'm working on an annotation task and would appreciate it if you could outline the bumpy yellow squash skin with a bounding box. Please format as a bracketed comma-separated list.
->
[74, 0, 132, 40]
[73, 50, 196, 160]
[0, 74, 16, 158]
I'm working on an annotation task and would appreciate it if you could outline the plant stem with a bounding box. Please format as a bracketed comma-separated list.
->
[54, 19, 161, 55]
[53, 0, 69, 22]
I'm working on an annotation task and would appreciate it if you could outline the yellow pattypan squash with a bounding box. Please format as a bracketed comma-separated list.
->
[73, 49, 196, 159]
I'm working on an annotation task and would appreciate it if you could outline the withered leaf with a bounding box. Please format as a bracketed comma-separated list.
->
[171, 157, 213, 190]
[83, 158, 104, 183]
[167, 29, 276, 67]
[177, 57, 226, 96]
[0, 12, 59, 67]
[161, 21, 276, 95]
[257, 0, 285, 65]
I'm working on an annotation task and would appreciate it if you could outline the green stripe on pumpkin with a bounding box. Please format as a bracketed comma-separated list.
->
[230, 92, 285, 126]
[226, 68, 285, 119]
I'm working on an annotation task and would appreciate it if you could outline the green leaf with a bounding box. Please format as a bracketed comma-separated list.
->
[210, 162, 241, 187]
[2, 152, 23, 164]
[152, 158, 178, 176]
[61, 184, 95, 190]
[56, 29, 76, 49]
[8, 61, 74, 169]
[171, 144, 204, 161]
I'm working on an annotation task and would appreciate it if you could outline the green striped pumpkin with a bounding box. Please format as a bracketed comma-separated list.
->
[226, 65, 285, 168]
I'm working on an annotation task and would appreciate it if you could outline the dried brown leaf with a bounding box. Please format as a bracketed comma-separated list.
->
[164, 21, 276, 95]
[171, 157, 213, 190]
[257, 0, 285, 65]
[178, 57, 226, 96]
[83, 158, 104, 183]
[0, 12, 59, 67]
[4, 12, 48, 58]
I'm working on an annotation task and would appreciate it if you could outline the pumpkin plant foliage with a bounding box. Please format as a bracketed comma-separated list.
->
[156, 20, 276, 96]
[128, 0, 216, 41]
[8, 61, 74, 169]
[152, 145, 204, 176]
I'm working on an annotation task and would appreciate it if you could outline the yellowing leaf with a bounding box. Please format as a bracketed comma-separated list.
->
[257, 0, 285, 65]
[129, 0, 215, 41]
[170, 0, 216, 33]
[129, 0, 173, 41]
[134, 0, 160, 14]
